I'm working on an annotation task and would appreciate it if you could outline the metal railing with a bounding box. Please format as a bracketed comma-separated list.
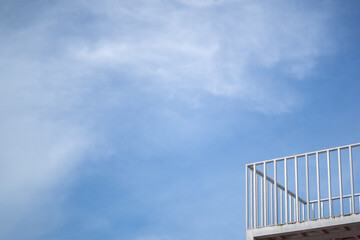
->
[246, 143, 360, 229]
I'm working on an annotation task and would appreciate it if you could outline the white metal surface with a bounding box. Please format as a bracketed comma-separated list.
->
[247, 214, 360, 240]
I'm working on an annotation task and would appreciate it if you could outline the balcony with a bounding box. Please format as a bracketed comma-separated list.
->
[245, 143, 360, 240]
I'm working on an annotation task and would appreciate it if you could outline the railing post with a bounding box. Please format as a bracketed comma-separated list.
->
[327, 150, 332, 217]
[349, 146, 355, 214]
[321, 201, 324, 218]
[261, 174, 263, 226]
[289, 195, 292, 222]
[254, 164, 258, 228]
[246, 166, 248, 228]
[284, 159, 288, 224]
[270, 183, 273, 225]
[306, 154, 310, 220]
[316, 152, 321, 219]
[302, 202, 305, 221]
[295, 156, 299, 222]
[274, 160, 277, 225]
[293, 197, 296, 221]
[280, 190, 283, 223]
[264, 163, 267, 226]
[338, 148, 343, 216]
[250, 168, 253, 228]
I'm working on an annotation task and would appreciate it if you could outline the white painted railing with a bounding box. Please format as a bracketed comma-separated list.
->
[246, 143, 360, 229]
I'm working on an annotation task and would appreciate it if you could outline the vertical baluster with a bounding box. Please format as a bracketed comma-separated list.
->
[280, 190, 283, 224]
[316, 152, 321, 219]
[338, 148, 343, 216]
[246, 166, 248, 228]
[285, 159, 288, 224]
[302, 202, 305, 221]
[349, 146, 355, 214]
[327, 150, 333, 217]
[293, 197, 296, 221]
[270, 183, 273, 225]
[274, 160, 277, 225]
[306, 154, 310, 220]
[253, 164, 257, 228]
[321, 201, 324, 218]
[295, 156, 299, 222]
[264, 163, 267, 226]
[289, 195, 292, 222]
[250, 169, 253, 228]
[260, 175, 263, 227]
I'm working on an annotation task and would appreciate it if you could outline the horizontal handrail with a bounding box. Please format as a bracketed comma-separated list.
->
[308, 193, 360, 204]
[246, 143, 360, 166]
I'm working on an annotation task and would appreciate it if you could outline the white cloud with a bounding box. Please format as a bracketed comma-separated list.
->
[176, 0, 234, 7]
[71, 0, 331, 113]
[136, 236, 172, 240]
[0, 23, 95, 239]
[0, 115, 91, 239]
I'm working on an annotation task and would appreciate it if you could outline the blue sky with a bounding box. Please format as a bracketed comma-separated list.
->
[1, 0, 360, 239]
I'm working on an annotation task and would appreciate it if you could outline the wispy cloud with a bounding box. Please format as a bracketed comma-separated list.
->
[177, 0, 234, 7]
[71, 0, 331, 113]
[136, 236, 172, 240]
[0, 0, 334, 239]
